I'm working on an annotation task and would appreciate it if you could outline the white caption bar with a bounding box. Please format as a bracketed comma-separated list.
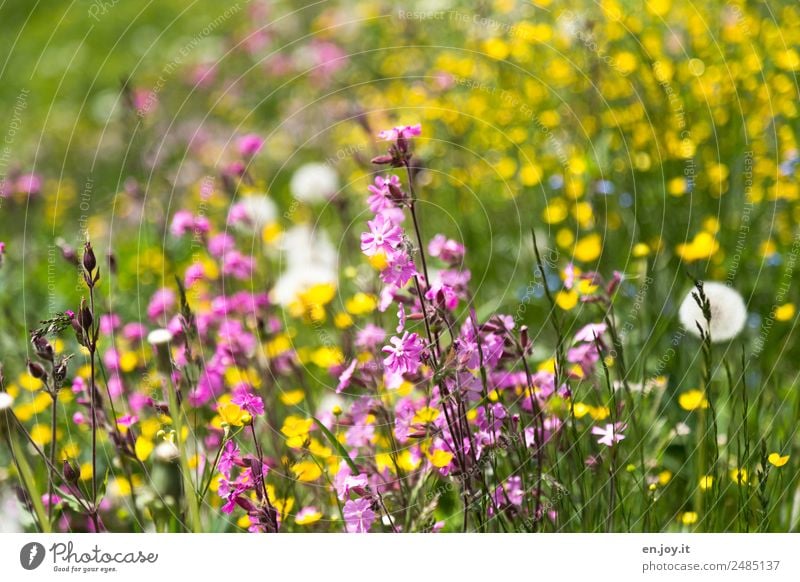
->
[0, 533, 798, 581]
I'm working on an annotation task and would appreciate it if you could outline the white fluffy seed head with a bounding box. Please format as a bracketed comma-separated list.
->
[290, 163, 339, 203]
[678, 281, 747, 343]
[0, 392, 14, 410]
[147, 328, 173, 346]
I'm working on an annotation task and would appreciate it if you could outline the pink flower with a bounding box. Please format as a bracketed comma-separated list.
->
[237, 133, 264, 157]
[208, 233, 235, 257]
[170, 210, 195, 237]
[367, 175, 402, 212]
[378, 124, 421, 142]
[360, 214, 402, 257]
[16, 173, 41, 196]
[116, 414, 138, 428]
[355, 324, 386, 350]
[222, 251, 255, 279]
[147, 288, 175, 321]
[382, 332, 423, 375]
[380, 251, 416, 286]
[343, 498, 375, 533]
[184, 262, 205, 287]
[574, 323, 608, 343]
[428, 234, 464, 264]
[337, 360, 357, 393]
[231, 384, 264, 416]
[591, 422, 627, 447]
[425, 281, 459, 311]
[218, 440, 240, 477]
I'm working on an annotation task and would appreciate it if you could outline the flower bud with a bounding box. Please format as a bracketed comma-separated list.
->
[27, 359, 47, 380]
[63, 459, 79, 483]
[78, 298, 93, 331]
[83, 242, 97, 273]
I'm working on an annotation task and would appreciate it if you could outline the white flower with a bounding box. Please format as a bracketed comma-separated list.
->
[147, 329, 173, 345]
[290, 163, 339, 203]
[231, 194, 277, 233]
[0, 392, 14, 410]
[678, 281, 746, 342]
[272, 225, 338, 305]
[154, 441, 180, 462]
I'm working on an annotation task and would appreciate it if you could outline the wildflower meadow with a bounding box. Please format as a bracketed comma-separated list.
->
[1, 0, 800, 545]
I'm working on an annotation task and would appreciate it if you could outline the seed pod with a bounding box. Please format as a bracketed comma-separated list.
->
[32, 335, 54, 362]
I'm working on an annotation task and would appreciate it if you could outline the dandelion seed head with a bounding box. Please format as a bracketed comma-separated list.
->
[678, 281, 746, 342]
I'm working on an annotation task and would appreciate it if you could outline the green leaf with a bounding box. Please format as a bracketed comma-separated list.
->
[311, 415, 358, 474]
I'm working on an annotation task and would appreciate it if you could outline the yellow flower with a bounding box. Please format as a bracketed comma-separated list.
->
[30, 424, 53, 446]
[295, 508, 323, 526]
[730, 468, 749, 484]
[680, 511, 698, 525]
[427, 449, 453, 468]
[412, 406, 440, 424]
[279, 390, 305, 406]
[699, 475, 714, 491]
[658, 470, 672, 485]
[135, 437, 154, 462]
[18, 372, 43, 392]
[768, 453, 789, 468]
[334, 312, 354, 329]
[573, 233, 602, 262]
[292, 460, 322, 482]
[775, 304, 795, 322]
[218, 403, 250, 427]
[281, 416, 314, 439]
[555, 289, 578, 310]
[310, 346, 344, 368]
[345, 292, 377, 315]
[675, 232, 719, 262]
[678, 389, 708, 411]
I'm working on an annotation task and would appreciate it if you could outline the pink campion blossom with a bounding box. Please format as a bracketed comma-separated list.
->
[184, 262, 205, 287]
[222, 251, 255, 279]
[355, 324, 386, 350]
[122, 322, 147, 342]
[310, 40, 347, 82]
[428, 234, 465, 264]
[380, 251, 416, 286]
[591, 422, 627, 447]
[367, 175, 402, 212]
[16, 173, 41, 196]
[231, 384, 265, 416]
[425, 281, 459, 311]
[208, 233, 235, 257]
[147, 288, 176, 320]
[116, 414, 138, 428]
[103, 348, 120, 372]
[378, 124, 422, 142]
[563, 263, 577, 290]
[360, 214, 403, 257]
[396, 304, 406, 333]
[218, 440, 240, 477]
[574, 322, 608, 343]
[382, 331, 424, 375]
[170, 210, 196, 237]
[337, 360, 357, 393]
[343, 498, 375, 533]
[237, 133, 264, 157]
[99, 313, 121, 335]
